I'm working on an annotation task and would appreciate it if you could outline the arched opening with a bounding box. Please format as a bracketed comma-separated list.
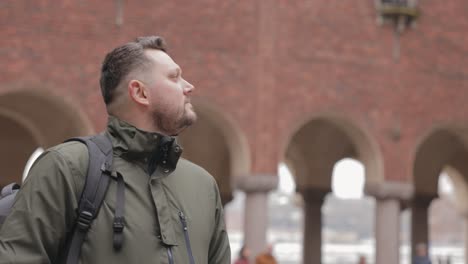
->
[412, 127, 468, 263]
[283, 115, 383, 264]
[322, 159, 375, 263]
[224, 190, 246, 261]
[0, 115, 38, 185]
[0, 90, 92, 187]
[331, 158, 365, 199]
[264, 163, 302, 263]
[425, 168, 465, 263]
[177, 99, 250, 206]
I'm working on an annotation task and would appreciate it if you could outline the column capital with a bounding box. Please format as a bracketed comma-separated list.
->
[297, 186, 331, 203]
[235, 174, 278, 193]
[365, 181, 413, 201]
[412, 193, 437, 207]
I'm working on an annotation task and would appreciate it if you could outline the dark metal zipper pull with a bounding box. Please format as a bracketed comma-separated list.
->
[178, 212, 195, 264]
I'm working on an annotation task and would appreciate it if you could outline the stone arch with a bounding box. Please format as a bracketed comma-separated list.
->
[443, 166, 468, 214]
[282, 113, 383, 263]
[411, 125, 468, 261]
[0, 89, 93, 186]
[284, 113, 384, 191]
[413, 125, 468, 196]
[177, 98, 250, 205]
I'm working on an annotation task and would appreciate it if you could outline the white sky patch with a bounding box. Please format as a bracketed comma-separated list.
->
[278, 163, 296, 195]
[332, 158, 365, 199]
[438, 172, 454, 196]
[278, 159, 365, 199]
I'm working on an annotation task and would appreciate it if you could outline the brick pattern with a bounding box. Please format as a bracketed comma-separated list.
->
[1, 0, 467, 182]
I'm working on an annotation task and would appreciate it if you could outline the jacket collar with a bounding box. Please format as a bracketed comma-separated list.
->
[106, 116, 183, 175]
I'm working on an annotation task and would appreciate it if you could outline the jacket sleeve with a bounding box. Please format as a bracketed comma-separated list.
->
[207, 179, 231, 264]
[0, 149, 82, 264]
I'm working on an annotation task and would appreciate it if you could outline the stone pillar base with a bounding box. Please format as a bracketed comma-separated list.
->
[236, 174, 278, 258]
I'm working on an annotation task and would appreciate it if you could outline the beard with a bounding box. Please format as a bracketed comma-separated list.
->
[151, 104, 197, 136]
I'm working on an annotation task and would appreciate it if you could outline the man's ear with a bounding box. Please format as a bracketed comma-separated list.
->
[128, 80, 149, 106]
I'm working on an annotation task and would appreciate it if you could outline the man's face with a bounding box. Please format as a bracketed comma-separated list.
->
[416, 244, 427, 257]
[141, 49, 197, 135]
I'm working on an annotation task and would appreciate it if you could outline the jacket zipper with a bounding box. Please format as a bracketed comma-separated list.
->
[178, 211, 195, 264]
[167, 246, 174, 264]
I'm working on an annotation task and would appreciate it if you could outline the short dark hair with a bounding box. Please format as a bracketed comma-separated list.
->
[100, 36, 167, 105]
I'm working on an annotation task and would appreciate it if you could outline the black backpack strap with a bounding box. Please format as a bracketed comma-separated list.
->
[64, 133, 114, 264]
[112, 172, 125, 250]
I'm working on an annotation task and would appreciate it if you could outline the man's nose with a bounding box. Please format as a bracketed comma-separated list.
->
[183, 79, 195, 95]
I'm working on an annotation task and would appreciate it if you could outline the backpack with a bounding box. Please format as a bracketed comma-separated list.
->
[0, 134, 125, 264]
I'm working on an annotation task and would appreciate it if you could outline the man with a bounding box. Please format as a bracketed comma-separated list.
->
[413, 243, 432, 264]
[0, 36, 230, 263]
[255, 244, 277, 264]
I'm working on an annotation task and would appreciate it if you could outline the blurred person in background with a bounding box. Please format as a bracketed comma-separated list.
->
[358, 255, 367, 264]
[255, 244, 277, 264]
[413, 243, 432, 264]
[234, 245, 250, 264]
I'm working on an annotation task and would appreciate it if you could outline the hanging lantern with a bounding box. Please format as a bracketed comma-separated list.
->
[375, 0, 420, 32]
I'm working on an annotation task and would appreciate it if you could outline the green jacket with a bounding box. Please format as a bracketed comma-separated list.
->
[0, 116, 230, 264]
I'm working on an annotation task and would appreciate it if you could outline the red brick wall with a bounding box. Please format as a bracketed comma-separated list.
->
[1, 0, 467, 181]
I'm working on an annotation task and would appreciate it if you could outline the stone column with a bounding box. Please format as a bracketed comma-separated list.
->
[237, 175, 278, 258]
[376, 198, 401, 264]
[457, 205, 468, 264]
[299, 187, 329, 264]
[411, 195, 435, 260]
[465, 218, 468, 264]
[365, 181, 413, 264]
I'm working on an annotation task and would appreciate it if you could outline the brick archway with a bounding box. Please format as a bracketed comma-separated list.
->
[0, 90, 93, 187]
[283, 114, 383, 264]
[284, 114, 383, 191]
[413, 127, 468, 196]
[411, 126, 468, 261]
